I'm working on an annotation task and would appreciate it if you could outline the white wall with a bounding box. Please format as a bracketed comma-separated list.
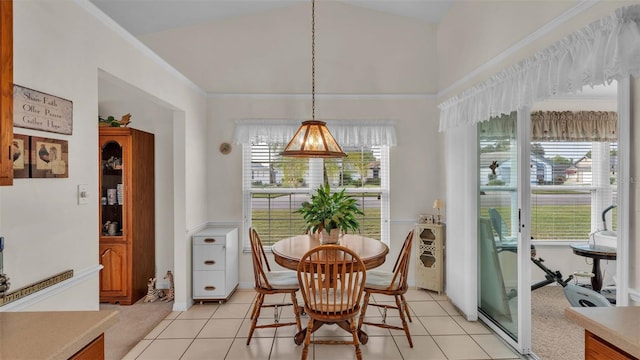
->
[139, 1, 439, 95]
[444, 124, 478, 319]
[1, 0, 207, 311]
[438, 1, 631, 98]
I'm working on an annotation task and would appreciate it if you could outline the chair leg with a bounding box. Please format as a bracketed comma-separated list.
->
[301, 318, 314, 360]
[357, 291, 371, 334]
[290, 292, 302, 333]
[246, 293, 265, 345]
[400, 294, 412, 322]
[249, 293, 261, 320]
[350, 316, 362, 360]
[395, 295, 413, 348]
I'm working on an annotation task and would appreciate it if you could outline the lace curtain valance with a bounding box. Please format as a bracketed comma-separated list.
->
[478, 111, 617, 141]
[439, 4, 640, 132]
[233, 119, 397, 147]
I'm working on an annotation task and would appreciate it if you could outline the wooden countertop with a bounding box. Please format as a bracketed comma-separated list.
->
[565, 306, 640, 358]
[0, 310, 119, 360]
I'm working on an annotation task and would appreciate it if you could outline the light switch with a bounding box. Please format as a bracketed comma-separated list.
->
[78, 184, 89, 205]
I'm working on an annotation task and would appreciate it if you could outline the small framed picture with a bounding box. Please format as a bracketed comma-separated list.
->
[12, 133, 29, 178]
[419, 214, 434, 224]
[30, 136, 68, 178]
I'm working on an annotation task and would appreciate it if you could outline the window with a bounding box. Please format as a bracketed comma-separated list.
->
[479, 111, 618, 242]
[529, 141, 617, 241]
[243, 143, 389, 247]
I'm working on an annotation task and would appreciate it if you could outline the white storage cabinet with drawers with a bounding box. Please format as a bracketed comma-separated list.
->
[192, 227, 239, 303]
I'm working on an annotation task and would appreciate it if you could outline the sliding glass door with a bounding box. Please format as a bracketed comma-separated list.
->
[477, 111, 531, 351]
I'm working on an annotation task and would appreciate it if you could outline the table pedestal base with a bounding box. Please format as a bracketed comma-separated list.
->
[293, 321, 368, 345]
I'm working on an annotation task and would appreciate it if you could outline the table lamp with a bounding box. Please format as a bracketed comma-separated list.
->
[433, 199, 444, 224]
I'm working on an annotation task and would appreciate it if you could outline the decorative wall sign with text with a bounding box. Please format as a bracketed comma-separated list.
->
[13, 84, 73, 135]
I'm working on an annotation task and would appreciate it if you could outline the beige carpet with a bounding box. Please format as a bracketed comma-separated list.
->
[100, 298, 174, 360]
[531, 285, 583, 360]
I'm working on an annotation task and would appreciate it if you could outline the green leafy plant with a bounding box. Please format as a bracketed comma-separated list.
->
[296, 183, 364, 234]
[99, 115, 121, 127]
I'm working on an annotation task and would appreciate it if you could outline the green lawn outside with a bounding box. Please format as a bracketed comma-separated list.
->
[480, 205, 617, 240]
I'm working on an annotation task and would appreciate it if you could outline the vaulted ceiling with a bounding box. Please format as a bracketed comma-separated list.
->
[90, 0, 453, 95]
[90, 1, 455, 36]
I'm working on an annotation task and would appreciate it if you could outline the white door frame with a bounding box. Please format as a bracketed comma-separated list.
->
[615, 76, 631, 306]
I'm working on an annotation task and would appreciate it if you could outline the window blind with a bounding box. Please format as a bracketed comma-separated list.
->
[530, 141, 617, 240]
[242, 143, 390, 248]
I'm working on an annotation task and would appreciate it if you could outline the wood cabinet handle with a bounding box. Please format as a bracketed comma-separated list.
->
[204, 260, 215, 265]
[204, 238, 216, 243]
[204, 286, 216, 291]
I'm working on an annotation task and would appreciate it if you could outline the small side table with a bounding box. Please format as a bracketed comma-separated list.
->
[570, 243, 616, 292]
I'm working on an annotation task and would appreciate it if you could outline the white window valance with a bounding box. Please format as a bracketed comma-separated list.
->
[479, 111, 617, 141]
[233, 119, 397, 147]
[439, 4, 640, 132]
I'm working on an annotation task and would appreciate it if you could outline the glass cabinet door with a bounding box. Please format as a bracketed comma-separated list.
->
[101, 141, 124, 237]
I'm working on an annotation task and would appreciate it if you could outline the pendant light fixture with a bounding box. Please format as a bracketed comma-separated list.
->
[280, 0, 346, 158]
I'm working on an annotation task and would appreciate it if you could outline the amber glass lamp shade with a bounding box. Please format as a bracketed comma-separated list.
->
[280, 120, 346, 158]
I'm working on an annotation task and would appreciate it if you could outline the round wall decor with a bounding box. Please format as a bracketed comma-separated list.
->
[219, 142, 232, 155]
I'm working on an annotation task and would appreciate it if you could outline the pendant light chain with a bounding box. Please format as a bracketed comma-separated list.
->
[311, 0, 316, 120]
[279, 0, 345, 158]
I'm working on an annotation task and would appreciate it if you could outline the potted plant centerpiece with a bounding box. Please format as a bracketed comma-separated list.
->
[297, 183, 364, 244]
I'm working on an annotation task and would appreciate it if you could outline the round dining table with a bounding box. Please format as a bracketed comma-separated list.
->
[271, 234, 389, 345]
[272, 234, 389, 271]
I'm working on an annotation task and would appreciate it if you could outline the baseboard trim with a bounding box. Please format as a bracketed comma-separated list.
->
[0, 265, 102, 312]
[628, 288, 640, 303]
[172, 302, 189, 312]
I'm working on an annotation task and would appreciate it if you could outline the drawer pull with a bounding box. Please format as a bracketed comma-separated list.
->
[204, 260, 215, 265]
[204, 238, 216, 243]
[204, 286, 216, 291]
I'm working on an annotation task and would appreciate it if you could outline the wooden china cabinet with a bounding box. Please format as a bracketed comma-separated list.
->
[99, 127, 155, 304]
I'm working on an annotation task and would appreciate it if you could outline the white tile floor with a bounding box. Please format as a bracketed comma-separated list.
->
[123, 289, 522, 359]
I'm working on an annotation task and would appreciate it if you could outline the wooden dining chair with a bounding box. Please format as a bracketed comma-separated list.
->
[357, 229, 414, 347]
[247, 227, 302, 345]
[297, 245, 367, 360]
